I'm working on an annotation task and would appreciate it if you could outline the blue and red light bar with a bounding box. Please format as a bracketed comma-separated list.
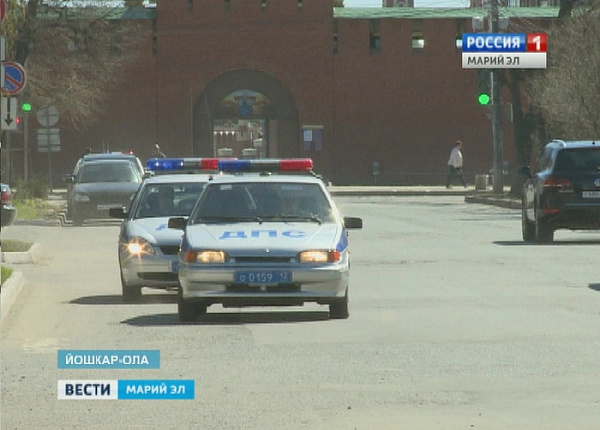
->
[146, 158, 224, 172]
[218, 158, 313, 173]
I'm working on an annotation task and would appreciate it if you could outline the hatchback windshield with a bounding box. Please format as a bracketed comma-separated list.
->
[134, 182, 206, 218]
[77, 162, 141, 183]
[191, 182, 335, 224]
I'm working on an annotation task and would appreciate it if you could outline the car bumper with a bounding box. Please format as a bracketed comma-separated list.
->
[1, 205, 17, 227]
[541, 204, 600, 229]
[179, 264, 349, 305]
[120, 252, 179, 289]
[71, 201, 127, 220]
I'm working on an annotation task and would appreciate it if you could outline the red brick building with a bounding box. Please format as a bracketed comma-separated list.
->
[20, 2, 558, 186]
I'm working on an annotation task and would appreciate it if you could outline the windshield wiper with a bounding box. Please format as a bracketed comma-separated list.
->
[273, 214, 322, 225]
[196, 215, 264, 224]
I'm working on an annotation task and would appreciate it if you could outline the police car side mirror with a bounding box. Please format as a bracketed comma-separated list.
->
[344, 217, 363, 229]
[63, 174, 75, 183]
[168, 217, 187, 230]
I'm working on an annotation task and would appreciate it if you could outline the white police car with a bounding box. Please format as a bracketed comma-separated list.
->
[168, 159, 363, 321]
[109, 158, 223, 301]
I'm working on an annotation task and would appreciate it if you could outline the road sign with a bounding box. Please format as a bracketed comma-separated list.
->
[0, 37, 5, 62]
[36, 105, 59, 127]
[1, 0, 6, 24]
[1, 97, 18, 131]
[37, 128, 61, 152]
[1, 62, 27, 95]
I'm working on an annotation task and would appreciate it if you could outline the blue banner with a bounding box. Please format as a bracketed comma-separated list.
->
[462, 33, 526, 52]
[58, 350, 160, 369]
[118, 380, 195, 400]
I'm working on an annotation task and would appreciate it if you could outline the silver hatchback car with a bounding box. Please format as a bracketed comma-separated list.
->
[110, 171, 214, 301]
[168, 159, 363, 321]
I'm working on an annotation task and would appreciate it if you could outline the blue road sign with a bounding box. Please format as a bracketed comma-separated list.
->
[2, 62, 26, 95]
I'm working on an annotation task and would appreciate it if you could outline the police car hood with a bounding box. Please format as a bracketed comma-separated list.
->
[128, 217, 183, 245]
[186, 222, 344, 256]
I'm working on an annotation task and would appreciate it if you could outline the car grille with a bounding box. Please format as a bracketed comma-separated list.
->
[233, 257, 292, 263]
[159, 246, 180, 255]
[138, 272, 178, 281]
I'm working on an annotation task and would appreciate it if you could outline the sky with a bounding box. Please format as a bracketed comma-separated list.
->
[344, 0, 469, 7]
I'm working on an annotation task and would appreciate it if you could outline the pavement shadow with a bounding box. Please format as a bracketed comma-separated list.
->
[495, 239, 600, 246]
[588, 283, 600, 293]
[121, 310, 331, 326]
[70, 294, 177, 305]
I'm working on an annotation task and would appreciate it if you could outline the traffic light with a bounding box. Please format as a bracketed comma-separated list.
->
[15, 116, 21, 126]
[477, 70, 491, 106]
[21, 101, 32, 113]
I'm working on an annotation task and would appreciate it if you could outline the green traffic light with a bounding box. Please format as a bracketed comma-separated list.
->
[478, 93, 490, 106]
[21, 102, 32, 112]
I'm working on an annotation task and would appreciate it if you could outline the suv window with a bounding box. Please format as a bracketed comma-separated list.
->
[557, 148, 600, 173]
[536, 147, 553, 172]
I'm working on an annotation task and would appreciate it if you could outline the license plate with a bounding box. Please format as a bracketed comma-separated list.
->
[234, 270, 291, 284]
[97, 203, 123, 210]
[582, 191, 600, 198]
[170, 260, 179, 274]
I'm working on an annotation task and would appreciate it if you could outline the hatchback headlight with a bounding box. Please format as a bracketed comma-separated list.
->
[125, 237, 155, 255]
[298, 250, 341, 263]
[74, 193, 90, 202]
[185, 250, 226, 263]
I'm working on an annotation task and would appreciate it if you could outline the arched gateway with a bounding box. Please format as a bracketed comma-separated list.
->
[192, 69, 299, 159]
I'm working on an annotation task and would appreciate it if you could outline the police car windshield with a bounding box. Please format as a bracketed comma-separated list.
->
[134, 182, 205, 218]
[190, 182, 335, 224]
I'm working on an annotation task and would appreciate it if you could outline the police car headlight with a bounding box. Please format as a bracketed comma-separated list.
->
[74, 193, 90, 202]
[126, 237, 156, 255]
[186, 250, 226, 263]
[298, 250, 341, 263]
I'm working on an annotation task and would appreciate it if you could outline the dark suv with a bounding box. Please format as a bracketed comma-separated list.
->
[521, 139, 600, 243]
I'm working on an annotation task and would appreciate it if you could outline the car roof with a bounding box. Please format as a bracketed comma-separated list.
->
[142, 174, 215, 184]
[82, 153, 139, 161]
[547, 140, 599, 150]
[81, 159, 139, 166]
[204, 173, 327, 186]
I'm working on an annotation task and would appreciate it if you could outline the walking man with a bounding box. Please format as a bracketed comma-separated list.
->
[445, 140, 467, 188]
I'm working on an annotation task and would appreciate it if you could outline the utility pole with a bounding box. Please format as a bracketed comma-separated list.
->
[490, 0, 503, 193]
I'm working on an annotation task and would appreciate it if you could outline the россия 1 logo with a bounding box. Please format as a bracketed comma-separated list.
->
[461, 33, 547, 69]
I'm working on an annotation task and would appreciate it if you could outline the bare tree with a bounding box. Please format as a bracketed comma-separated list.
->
[527, 4, 600, 144]
[3, 0, 150, 131]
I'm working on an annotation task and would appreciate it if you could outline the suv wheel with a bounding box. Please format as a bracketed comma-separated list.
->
[534, 207, 554, 243]
[72, 210, 84, 226]
[521, 198, 535, 242]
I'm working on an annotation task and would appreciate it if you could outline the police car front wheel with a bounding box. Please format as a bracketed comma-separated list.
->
[329, 290, 349, 319]
[178, 289, 207, 322]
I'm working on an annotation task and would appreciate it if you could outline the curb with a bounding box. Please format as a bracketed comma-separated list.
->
[1, 243, 43, 264]
[464, 195, 521, 209]
[1, 271, 25, 322]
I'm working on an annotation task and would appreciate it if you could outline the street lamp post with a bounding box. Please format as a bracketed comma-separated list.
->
[490, 0, 504, 194]
[212, 131, 218, 157]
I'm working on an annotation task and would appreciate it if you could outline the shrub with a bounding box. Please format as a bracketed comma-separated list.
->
[14, 175, 49, 200]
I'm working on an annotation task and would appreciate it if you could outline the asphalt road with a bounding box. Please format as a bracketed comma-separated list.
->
[2, 195, 600, 429]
